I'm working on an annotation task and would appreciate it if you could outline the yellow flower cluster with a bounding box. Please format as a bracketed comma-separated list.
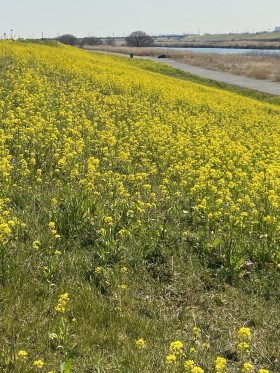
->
[184, 359, 204, 373]
[48, 221, 61, 239]
[169, 340, 184, 355]
[165, 339, 206, 372]
[0, 40, 280, 269]
[55, 292, 69, 313]
[215, 356, 227, 373]
[237, 327, 251, 356]
[242, 362, 254, 372]
[166, 354, 177, 364]
[2, 36, 276, 373]
[33, 359, 44, 369]
[184, 360, 196, 370]
[237, 327, 252, 342]
[17, 350, 28, 360]
[0, 199, 14, 244]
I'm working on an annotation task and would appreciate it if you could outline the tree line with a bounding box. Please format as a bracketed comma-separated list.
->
[57, 31, 154, 48]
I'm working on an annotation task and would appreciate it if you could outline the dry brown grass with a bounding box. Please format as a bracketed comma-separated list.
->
[88, 45, 280, 82]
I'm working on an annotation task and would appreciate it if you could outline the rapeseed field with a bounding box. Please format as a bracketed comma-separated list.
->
[0, 41, 279, 372]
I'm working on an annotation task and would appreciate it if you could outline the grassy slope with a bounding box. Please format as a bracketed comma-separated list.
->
[112, 55, 280, 105]
[0, 43, 279, 373]
[89, 46, 280, 83]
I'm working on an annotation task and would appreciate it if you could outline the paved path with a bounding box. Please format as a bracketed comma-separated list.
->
[152, 58, 280, 96]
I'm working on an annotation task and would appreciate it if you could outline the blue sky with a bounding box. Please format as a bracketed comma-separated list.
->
[1, 0, 280, 39]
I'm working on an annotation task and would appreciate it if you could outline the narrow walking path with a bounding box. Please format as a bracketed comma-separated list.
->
[153, 58, 280, 96]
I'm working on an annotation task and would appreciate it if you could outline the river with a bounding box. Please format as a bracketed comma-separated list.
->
[156, 47, 280, 55]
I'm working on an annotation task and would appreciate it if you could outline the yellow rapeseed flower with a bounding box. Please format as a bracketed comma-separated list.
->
[33, 359, 44, 369]
[189, 346, 196, 354]
[192, 326, 201, 337]
[169, 340, 184, 354]
[242, 363, 254, 372]
[55, 292, 69, 313]
[166, 354, 177, 364]
[191, 366, 204, 373]
[237, 342, 250, 354]
[215, 357, 227, 372]
[237, 327, 252, 342]
[48, 221, 56, 229]
[33, 240, 41, 250]
[95, 266, 103, 274]
[135, 338, 145, 349]
[184, 360, 195, 371]
[17, 350, 28, 359]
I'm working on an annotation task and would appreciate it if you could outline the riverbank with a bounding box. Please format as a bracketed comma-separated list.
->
[88, 45, 280, 82]
[104, 32, 280, 50]
[154, 40, 280, 50]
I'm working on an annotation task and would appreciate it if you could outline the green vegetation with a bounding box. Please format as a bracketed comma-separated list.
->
[157, 32, 280, 43]
[0, 42, 279, 373]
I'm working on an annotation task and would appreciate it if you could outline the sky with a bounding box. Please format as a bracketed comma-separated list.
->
[1, 0, 280, 39]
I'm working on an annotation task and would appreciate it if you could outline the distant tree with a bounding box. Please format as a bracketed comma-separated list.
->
[57, 34, 78, 46]
[105, 37, 116, 46]
[79, 36, 103, 47]
[125, 31, 154, 47]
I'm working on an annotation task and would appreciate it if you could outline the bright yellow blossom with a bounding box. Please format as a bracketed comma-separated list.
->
[55, 292, 69, 313]
[33, 359, 44, 369]
[215, 357, 227, 373]
[237, 342, 250, 354]
[191, 366, 204, 373]
[166, 354, 177, 364]
[135, 338, 145, 349]
[17, 350, 28, 360]
[242, 363, 254, 372]
[184, 360, 195, 371]
[169, 340, 184, 354]
[48, 222, 56, 229]
[237, 327, 252, 342]
[33, 240, 41, 250]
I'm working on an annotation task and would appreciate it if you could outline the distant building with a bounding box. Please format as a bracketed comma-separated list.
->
[275, 26, 280, 32]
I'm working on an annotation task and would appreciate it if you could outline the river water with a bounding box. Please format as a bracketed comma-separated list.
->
[156, 47, 280, 55]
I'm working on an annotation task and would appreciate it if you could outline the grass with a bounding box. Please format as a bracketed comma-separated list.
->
[0, 41, 280, 373]
[161, 32, 280, 43]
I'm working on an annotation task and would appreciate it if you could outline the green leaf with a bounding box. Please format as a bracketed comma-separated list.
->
[60, 358, 73, 373]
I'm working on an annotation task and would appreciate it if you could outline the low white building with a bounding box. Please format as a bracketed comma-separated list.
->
[275, 26, 280, 32]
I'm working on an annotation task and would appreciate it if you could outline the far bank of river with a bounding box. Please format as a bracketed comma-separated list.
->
[155, 46, 280, 55]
